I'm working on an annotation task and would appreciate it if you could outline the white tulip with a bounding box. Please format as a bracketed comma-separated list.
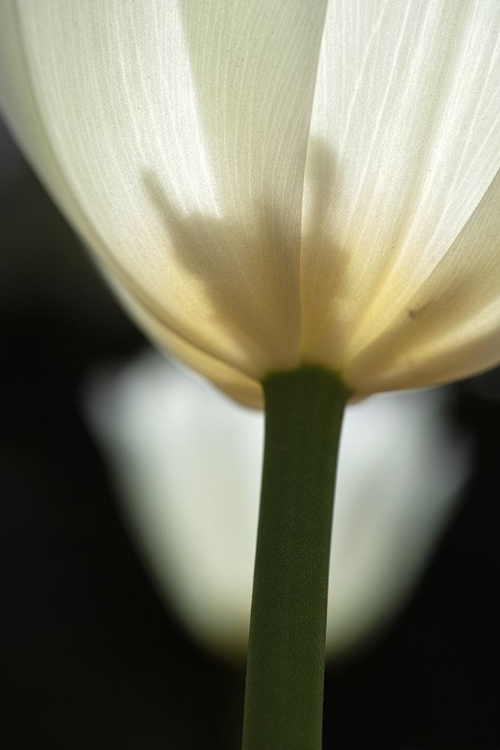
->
[1, 2, 500, 403]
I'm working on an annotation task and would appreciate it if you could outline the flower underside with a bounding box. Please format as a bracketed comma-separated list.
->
[1, 0, 500, 405]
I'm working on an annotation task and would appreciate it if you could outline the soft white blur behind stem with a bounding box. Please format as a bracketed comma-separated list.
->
[83, 351, 470, 661]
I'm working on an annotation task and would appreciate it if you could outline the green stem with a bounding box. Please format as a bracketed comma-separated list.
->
[242, 366, 349, 750]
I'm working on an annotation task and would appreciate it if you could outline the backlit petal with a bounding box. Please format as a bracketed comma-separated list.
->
[0, 0, 327, 392]
[2, 1, 500, 397]
[346, 168, 500, 392]
[301, 0, 500, 392]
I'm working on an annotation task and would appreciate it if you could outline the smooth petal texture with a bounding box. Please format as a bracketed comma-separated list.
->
[0, 0, 326, 391]
[301, 0, 500, 391]
[84, 352, 470, 658]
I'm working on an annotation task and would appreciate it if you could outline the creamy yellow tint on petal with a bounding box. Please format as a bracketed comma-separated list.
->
[346, 168, 500, 393]
[104, 265, 264, 408]
[301, 0, 500, 392]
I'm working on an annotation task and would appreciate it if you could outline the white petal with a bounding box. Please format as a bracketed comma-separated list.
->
[84, 352, 470, 658]
[345, 168, 500, 393]
[0, 0, 327, 381]
[104, 267, 264, 408]
[0, 3, 105, 258]
[300, 0, 500, 387]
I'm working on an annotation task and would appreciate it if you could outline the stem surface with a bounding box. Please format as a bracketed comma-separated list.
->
[242, 366, 349, 750]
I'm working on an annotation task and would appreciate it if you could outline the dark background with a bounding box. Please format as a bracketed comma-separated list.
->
[1, 119, 500, 749]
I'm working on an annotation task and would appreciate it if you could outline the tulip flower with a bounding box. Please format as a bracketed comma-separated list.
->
[85, 352, 469, 660]
[1, 1, 500, 404]
[1, 2, 499, 748]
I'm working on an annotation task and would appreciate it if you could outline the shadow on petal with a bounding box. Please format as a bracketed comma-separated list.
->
[142, 139, 348, 373]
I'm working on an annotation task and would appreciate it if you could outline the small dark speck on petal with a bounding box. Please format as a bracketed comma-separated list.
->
[408, 303, 429, 319]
